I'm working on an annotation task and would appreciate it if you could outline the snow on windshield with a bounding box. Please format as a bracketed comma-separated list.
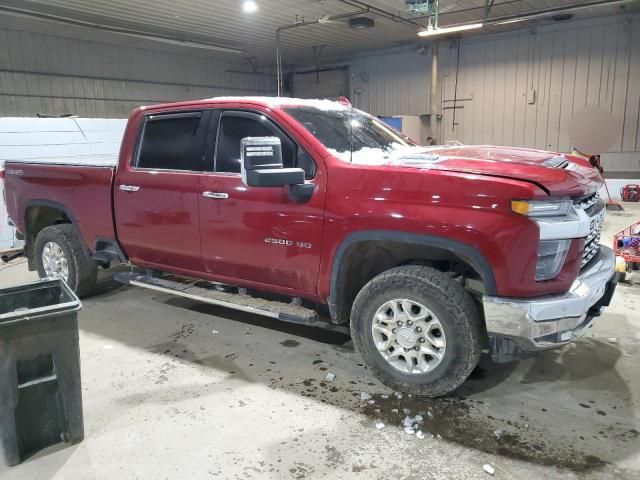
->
[284, 105, 450, 167]
[326, 144, 442, 166]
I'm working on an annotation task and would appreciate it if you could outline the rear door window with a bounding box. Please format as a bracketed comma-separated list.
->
[136, 112, 205, 171]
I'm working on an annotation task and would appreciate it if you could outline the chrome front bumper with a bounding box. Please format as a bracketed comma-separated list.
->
[483, 246, 616, 359]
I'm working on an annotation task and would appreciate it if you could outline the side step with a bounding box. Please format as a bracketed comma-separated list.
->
[114, 272, 350, 335]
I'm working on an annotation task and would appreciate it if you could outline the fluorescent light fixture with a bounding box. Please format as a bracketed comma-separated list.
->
[418, 23, 483, 37]
[243, 1, 258, 13]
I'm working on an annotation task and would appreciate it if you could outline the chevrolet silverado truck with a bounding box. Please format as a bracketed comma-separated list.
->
[4, 97, 617, 397]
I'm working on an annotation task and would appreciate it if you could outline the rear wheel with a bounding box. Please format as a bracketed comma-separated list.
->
[350, 265, 483, 397]
[35, 224, 97, 297]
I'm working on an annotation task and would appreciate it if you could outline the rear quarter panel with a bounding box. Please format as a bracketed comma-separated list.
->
[5, 162, 115, 253]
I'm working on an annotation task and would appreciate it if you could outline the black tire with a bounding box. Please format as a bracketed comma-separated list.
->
[350, 265, 483, 397]
[35, 224, 97, 298]
[615, 271, 626, 283]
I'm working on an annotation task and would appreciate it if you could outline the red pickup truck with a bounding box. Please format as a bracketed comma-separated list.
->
[4, 97, 617, 397]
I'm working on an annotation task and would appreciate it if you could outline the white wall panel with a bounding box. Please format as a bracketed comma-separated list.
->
[0, 26, 276, 118]
[0, 117, 127, 249]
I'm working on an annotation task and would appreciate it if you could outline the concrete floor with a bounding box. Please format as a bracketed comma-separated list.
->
[1, 205, 639, 480]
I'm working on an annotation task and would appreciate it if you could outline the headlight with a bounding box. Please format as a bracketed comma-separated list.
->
[511, 199, 572, 217]
[536, 239, 571, 281]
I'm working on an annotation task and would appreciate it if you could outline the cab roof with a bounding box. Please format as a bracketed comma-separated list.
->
[138, 96, 349, 113]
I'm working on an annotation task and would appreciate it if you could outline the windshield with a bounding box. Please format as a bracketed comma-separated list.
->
[284, 106, 417, 164]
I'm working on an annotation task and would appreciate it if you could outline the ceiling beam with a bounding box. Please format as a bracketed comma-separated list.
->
[484, 0, 496, 22]
[0, 3, 243, 54]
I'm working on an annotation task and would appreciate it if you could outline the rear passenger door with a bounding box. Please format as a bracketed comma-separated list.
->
[115, 111, 208, 273]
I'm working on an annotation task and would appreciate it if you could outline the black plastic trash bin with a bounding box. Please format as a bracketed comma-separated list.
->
[0, 279, 83, 467]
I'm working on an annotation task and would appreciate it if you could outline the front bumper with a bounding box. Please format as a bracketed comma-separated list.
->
[483, 246, 616, 362]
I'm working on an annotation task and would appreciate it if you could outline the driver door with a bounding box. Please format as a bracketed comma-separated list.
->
[198, 110, 325, 296]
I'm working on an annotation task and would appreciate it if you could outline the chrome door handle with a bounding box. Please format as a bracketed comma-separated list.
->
[119, 184, 140, 192]
[202, 191, 228, 199]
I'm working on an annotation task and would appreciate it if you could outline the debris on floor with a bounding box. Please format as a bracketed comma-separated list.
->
[402, 414, 424, 437]
[493, 429, 503, 439]
[324, 372, 336, 382]
[608, 337, 618, 343]
[416, 430, 425, 440]
[483, 464, 495, 475]
[360, 392, 372, 402]
[375, 421, 385, 430]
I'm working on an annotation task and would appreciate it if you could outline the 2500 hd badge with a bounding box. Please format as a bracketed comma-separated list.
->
[264, 237, 312, 249]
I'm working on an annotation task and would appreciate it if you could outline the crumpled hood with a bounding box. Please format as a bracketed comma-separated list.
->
[349, 145, 603, 197]
[424, 145, 602, 196]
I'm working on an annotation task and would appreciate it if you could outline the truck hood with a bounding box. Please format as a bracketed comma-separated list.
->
[331, 145, 603, 197]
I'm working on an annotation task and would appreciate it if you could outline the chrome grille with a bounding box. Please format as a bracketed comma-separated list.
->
[578, 194, 604, 268]
[574, 192, 600, 211]
[582, 225, 602, 267]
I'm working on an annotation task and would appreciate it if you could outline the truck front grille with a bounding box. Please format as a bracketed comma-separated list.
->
[582, 225, 602, 267]
[574, 192, 600, 211]
[577, 193, 604, 268]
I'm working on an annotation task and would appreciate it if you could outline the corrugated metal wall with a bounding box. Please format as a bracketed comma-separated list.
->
[346, 14, 640, 174]
[439, 14, 640, 174]
[0, 27, 276, 118]
[350, 49, 431, 117]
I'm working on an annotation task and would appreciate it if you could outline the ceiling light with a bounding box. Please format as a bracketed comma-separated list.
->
[243, 1, 258, 13]
[417, 23, 483, 37]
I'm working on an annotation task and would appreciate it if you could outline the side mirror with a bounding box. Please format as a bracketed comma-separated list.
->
[241, 137, 305, 188]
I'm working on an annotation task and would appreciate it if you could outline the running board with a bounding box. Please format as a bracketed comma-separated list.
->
[114, 272, 350, 334]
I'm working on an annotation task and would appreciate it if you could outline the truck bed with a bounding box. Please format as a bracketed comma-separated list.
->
[4, 162, 116, 254]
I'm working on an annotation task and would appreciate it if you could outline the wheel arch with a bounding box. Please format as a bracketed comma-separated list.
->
[23, 199, 78, 269]
[328, 230, 497, 324]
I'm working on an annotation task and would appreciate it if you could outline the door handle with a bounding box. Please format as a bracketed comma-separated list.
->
[119, 184, 140, 192]
[202, 191, 229, 199]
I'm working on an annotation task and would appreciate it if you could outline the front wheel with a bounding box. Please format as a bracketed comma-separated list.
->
[35, 224, 97, 297]
[350, 265, 483, 397]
